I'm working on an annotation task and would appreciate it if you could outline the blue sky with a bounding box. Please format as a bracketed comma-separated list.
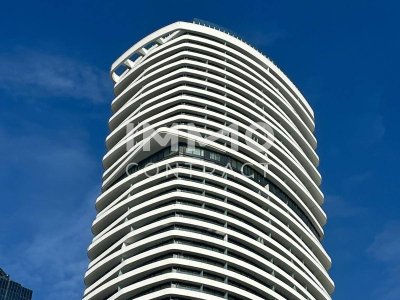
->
[0, 1, 399, 299]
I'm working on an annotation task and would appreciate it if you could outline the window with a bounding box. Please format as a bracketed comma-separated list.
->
[210, 152, 221, 161]
[186, 147, 204, 156]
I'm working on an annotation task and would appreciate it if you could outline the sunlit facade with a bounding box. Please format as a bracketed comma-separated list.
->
[83, 20, 334, 300]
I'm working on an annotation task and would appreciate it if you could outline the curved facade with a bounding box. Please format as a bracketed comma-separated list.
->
[83, 20, 334, 300]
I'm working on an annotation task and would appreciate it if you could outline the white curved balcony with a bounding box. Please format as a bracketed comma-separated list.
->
[83, 20, 334, 300]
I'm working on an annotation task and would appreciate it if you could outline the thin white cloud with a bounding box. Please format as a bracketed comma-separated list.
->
[346, 171, 373, 185]
[0, 124, 98, 300]
[324, 195, 367, 218]
[368, 221, 400, 263]
[0, 50, 111, 103]
[24, 189, 96, 300]
[0, 188, 96, 300]
[367, 221, 400, 300]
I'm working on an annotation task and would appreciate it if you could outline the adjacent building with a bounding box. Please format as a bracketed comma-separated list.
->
[83, 20, 334, 300]
[0, 268, 32, 300]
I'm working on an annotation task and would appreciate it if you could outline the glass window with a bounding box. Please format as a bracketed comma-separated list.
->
[186, 147, 204, 157]
[210, 152, 221, 161]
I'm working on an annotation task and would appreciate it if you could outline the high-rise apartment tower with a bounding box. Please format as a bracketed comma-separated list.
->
[83, 20, 334, 300]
